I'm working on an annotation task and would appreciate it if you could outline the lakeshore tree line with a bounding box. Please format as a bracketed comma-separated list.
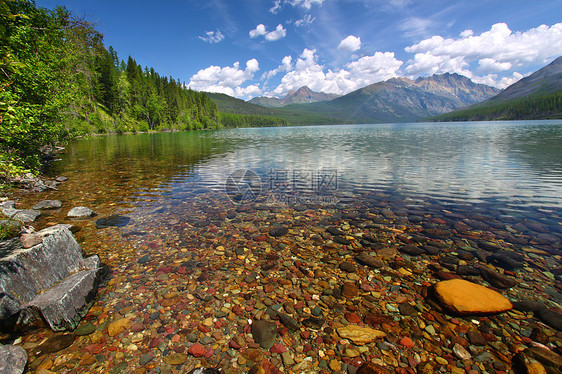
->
[0, 0, 287, 178]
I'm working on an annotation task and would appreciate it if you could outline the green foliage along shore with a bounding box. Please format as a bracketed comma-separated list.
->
[0, 0, 287, 178]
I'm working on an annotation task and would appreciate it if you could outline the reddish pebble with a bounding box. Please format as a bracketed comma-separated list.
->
[170, 334, 181, 343]
[205, 348, 214, 358]
[198, 325, 211, 333]
[301, 330, 311, 339]
[188, 343, 206, 358]
[400, 337, 415, 348]
[229, 340, 241, 350]
[254, 235, 268, 242]
[344, 312, 362, 324]
[270, 343, 287, 354]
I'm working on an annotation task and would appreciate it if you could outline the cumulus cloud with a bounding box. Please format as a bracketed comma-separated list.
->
[198, 30, 225, 44]
[338, 35, 362, 52]
[249, 24, 287, 41]
[188, 59, 261, 98]
[403, 22, 562, 87]
[265, 24, 287, 41]
[263, 55, 293, 81]
[249, 24, 267, 38]
[269, 49, 403, 97]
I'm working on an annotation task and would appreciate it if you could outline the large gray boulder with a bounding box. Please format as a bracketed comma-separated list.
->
[0, 225, 106, 332]
[0, 344, 27, 374]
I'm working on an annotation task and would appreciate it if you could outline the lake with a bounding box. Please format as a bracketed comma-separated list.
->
[15, 120, 562, 373]
[47, 120, 562, 222]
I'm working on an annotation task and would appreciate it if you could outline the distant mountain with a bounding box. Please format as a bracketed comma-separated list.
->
[431, 57, 562, 121]
[486, 56, 562, 102]
[249, 86, 341, 107]
[282, 74, 500, 123]
[204, 91, 340, 125]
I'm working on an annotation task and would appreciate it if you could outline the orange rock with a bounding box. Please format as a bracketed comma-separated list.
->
[434, 279, 512, 315]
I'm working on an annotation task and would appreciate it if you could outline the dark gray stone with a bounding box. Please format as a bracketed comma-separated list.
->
[67, 207, 96, 218]
[251, 320, 277, 349]
[277, 312, 300, 332]
[32, 200, 62, 210]
[400, 244, 424, 256]
[479, 267, 518, 289]
[0, 343, 27, 374]
[512, 301, 547, 312]
[269, 227, 288, 237]
[355, 252, 384, 268]
[537, 309, 562, 331]
[487, 252, 524, 270]
[95, 215, 130, 229]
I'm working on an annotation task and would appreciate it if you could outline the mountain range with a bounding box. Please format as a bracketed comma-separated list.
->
[432, 56, 562, 121]
[249, 86, 341, 107]
[207, 57, 561, 124]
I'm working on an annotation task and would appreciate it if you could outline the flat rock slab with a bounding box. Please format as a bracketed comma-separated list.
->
[337, 325, 386, 345]
[1, 208, 40, 223]
[0, 344, 27, 374]
[33, 200, 62, 210]
[22, 265, 102, 331]
[434, 279, 513, 315]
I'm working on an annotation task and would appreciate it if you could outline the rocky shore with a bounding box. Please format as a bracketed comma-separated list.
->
[1, 186, 561, 374]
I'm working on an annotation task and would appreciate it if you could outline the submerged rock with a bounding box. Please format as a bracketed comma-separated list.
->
[433, 279, 513, 315]
[337, 325, 386, 345]
[251, 320, 277, 350]
[95, 215, 130, 228]
[67, 207, 96, 218]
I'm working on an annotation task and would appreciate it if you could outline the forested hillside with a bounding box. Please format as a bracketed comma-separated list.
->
[0, 0, 220, 177]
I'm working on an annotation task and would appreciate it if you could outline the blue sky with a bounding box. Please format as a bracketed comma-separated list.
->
[37, 0, 562, 99]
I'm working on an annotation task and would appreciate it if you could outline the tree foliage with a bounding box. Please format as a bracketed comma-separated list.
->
[0, 0, 221, 178]
[431, 91, 562, 122]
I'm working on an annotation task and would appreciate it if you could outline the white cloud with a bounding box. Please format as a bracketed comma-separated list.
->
[249, 24, 267, 38]
[403, 22, 562, 87]
[338, 35, 362, 52]
[249, 24, 287, 41]
[290, 0, 325, 9]
[269, 0, 282, 13]
[269, 49, 403, 97]
[400, 17, 433, 38]
[478, 58, 512, 72]
[269, 0, 325, 13]
[198, 30, 225, 44]
[263, 55, 293, 80]
[295, 14, 315, 27]
[265, 24, 287, 41]
[188, 59, 261, 98]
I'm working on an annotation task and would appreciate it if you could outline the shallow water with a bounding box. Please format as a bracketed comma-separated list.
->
[12, 120, 562, 373]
